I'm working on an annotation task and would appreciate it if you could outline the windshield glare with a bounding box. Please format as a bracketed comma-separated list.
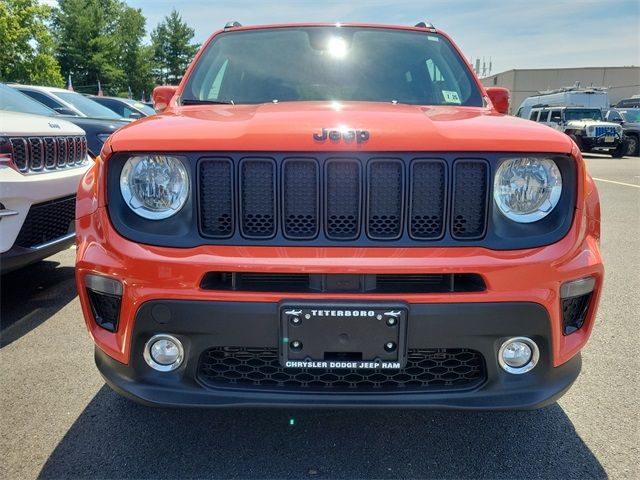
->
[565, 109, 603, 121]
[183, 27, 482, 106]
[56, 92, 122, 119]
[0, 84, 57, 116]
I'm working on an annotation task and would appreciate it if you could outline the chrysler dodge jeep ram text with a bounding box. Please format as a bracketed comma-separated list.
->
[76, 22, 604, 409]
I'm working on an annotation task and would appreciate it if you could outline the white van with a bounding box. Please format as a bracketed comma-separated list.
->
[515, 88, 609, 120]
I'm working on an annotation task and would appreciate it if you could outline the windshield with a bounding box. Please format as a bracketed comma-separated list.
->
[183, 27, 483, 106]
[0, 84, 57, 116]
[620, 110, 640, 123]
[56, 92, 123, 119]
[564, 109, 603, 121]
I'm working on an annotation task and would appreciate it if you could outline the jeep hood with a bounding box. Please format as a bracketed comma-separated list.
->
[0, 110, 85, 136]
[108, 102, 573, 153]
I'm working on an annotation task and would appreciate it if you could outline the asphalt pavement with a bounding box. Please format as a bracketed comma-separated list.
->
[1, 155, 638, 479]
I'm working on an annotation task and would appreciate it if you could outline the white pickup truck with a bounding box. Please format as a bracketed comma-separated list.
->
[0, 111, 92, 273]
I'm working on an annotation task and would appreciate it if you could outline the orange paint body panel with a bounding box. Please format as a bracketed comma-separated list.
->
[76, 23, 603, 408]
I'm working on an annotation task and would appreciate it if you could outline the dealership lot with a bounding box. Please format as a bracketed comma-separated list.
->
[1, 156, 638, 480]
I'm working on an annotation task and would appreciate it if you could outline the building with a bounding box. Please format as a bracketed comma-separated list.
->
[481, 67, 640, 114]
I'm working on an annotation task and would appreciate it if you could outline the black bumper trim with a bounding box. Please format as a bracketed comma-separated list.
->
[95, 300, 581, 409]
[1, 234, 75, 274]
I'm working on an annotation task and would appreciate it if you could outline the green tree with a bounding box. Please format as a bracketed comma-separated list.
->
[114, 5, 153, 97]
[54, 0, 124, 94]
[54, 0, 152, 96]
[151, 9, 199, 85]
[0, 0, 63, 86]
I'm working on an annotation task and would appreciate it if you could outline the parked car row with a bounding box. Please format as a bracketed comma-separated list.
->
[0, 83, 156, 272]
[515, 88, 639, 157]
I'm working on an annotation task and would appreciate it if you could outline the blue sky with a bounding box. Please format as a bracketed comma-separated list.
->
[124, 0, 640, 74]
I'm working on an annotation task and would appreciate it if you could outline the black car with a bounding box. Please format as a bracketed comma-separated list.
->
[614, 97, 640, 108]
[0, 84, 127, 158]
[89, 96, 156, 120]
[605, 108, 640, 156]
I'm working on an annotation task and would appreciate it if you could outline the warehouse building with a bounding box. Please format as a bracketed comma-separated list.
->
[481, 66, 640, 114]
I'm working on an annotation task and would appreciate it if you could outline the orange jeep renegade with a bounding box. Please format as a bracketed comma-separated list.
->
[76, 22, 603, 408]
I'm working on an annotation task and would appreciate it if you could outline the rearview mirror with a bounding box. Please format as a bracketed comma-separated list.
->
[152, 85, 178, 112]
[486, 87, 510, 114]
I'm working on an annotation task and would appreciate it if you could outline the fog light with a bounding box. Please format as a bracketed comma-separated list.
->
[143, 334, 184, 372]
[498, 337, 539, 374]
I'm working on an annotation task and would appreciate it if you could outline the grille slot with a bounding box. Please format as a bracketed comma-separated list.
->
[198, 347, 486, 392]
[15, 196, 76, 248]
[451, 160, 489, 239]
[325, 160, 361, 240]
[67, 136, 76, 166]
[10, 138, 28, 172]
[240, 159, 276, 238]
[367, 160, 404, 240]
[44, 137, 57, 169]
[282, 159, 319, 239]
[200, 158, 234, 237]
[56, 137, 68, 167]
[201, 272, 486, 293]
[410, 159, 447, 239]
[28, 138, 44, 171]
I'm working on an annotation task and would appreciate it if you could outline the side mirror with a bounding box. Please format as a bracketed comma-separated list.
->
[152, 85, 178, 112]
[486, 87, 510, 114]
[129, 112, 142, 119]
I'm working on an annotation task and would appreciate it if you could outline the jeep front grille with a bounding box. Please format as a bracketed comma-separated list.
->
[594, 126, 617, 137]
[198, 156, 489, 244]
[8, 136, 87, 174]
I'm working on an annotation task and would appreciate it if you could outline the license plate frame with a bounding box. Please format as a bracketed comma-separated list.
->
[604, 135, 615, 143]
[279, 302, 408, 369]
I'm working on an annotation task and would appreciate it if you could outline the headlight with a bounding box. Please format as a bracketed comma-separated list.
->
[120, 155, 189, 220]
[493, 157, 562, 223]
[586, 126, 595, 136]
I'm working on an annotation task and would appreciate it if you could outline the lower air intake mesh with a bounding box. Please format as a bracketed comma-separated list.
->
[198, 347, 486, 392]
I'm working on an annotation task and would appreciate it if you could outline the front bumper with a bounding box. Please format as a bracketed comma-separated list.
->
[583, 135, 622, 149]
[96, 299, 581, 409]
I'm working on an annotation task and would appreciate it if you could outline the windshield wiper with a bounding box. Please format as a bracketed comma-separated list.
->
[181, 99, 235, 105]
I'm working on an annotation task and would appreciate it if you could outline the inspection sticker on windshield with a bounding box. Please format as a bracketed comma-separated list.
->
[442, 90, 461, 104]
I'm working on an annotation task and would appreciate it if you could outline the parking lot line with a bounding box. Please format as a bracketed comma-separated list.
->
[592, 177, 640, 189]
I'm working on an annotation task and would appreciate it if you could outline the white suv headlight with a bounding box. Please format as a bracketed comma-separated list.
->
[494, 157, 562, 223]
[120, 155, 189, 220]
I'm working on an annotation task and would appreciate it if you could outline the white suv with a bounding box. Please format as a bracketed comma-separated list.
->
[0, 111, 92, 273]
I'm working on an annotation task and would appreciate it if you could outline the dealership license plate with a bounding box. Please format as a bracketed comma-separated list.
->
[604, 135, 615, 143]
[279, 304, 407, 369]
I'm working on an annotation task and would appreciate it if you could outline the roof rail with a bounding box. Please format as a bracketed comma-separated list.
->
[414, 21, 436, 30]
[224, 21, 242, 30]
